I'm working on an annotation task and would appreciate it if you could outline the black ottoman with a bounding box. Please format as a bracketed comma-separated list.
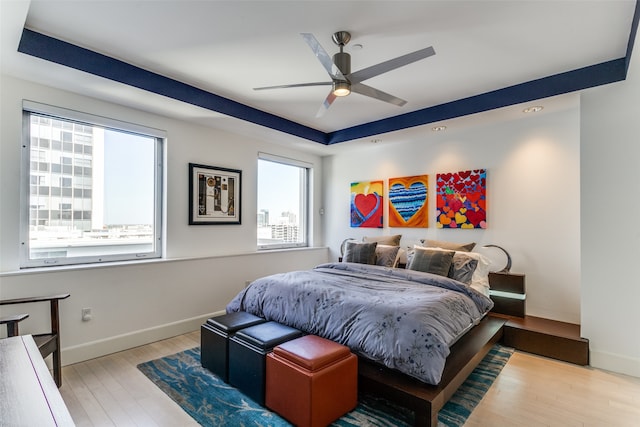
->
[201, 312, 266, 382]
[229, 321, 303, 405]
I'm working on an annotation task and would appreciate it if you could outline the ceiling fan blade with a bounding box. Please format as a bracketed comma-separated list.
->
[301, 33, 346, 80]
[349, 46, 435, 83]
[254, 82, 331, 91]
[316, 91, 337, 117]
[351, 83, 407, 106]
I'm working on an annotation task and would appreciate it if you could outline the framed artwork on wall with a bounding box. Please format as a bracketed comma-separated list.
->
[436, 169, 486, 229]
[350, 180, 383, 228]
[189, 163, 241, 225]
[388, 175, 429, 227]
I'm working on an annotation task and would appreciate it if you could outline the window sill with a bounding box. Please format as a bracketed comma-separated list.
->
[1, 246, 328, 277]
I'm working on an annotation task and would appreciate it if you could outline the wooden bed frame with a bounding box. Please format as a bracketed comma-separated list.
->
[358, 315, 506, 427]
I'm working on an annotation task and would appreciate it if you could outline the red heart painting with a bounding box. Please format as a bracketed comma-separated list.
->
[354, 193, 378, 217]
[351, 180, 383, 228]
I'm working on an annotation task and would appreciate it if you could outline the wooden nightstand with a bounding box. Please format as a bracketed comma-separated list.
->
[488, 271, 526, 317]
[488, 272, 589, 365]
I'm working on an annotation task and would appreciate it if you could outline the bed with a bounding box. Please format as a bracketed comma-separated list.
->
[226, 259, 504, 425]
[227, 262, 492, 384]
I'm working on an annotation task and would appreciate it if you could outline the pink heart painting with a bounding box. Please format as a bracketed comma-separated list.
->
[436, 169, 487, 229]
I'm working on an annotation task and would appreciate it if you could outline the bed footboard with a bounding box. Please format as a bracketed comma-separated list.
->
[358, 315, 506, 427]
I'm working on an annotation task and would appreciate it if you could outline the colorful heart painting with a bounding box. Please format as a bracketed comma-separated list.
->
[351, 180, 383, 228]
[436, 169, 487, 229]
[388, 175, 428, 228]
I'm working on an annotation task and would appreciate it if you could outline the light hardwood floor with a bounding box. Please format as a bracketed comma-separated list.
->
[58, 331, 640, 427]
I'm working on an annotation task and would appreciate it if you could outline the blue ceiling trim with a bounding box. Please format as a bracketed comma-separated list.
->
[16, 0, 640, 147]
[327, 58, 627, 145]
[626, 0, 640, 72]
[17, 28, 328, 145]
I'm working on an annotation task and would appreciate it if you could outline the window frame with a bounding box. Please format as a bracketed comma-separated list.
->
[20, 101, 164, 268]
[257, 152, 310, 250]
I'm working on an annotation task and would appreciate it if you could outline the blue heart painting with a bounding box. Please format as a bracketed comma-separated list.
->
[389, 176, 428, 227]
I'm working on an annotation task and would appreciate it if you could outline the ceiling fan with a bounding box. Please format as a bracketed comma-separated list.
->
[254, 31, 436, 117]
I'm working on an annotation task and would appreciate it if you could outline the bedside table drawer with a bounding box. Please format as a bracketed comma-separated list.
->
[488, 272, 526, 317]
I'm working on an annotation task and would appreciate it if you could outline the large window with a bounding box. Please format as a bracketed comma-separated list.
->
[20, 101, 164, 268]
[257, 153, 310, 249]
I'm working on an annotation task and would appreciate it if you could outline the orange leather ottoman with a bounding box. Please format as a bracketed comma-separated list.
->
[265, 335, 357, 427]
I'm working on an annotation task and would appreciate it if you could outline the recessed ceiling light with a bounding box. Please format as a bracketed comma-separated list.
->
[431, 125, 447, 132]
[523, 106, 543, 113]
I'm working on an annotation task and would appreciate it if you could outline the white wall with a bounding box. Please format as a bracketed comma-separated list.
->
[580, 32, 640, 376]
[0, 75, 328, 364]
[323, 103, 582, 324]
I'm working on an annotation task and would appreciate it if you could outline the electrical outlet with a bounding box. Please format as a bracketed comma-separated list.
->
[81, 308, 92, 322]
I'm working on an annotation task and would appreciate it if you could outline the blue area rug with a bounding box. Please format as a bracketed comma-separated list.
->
[138, 345, 513, 427]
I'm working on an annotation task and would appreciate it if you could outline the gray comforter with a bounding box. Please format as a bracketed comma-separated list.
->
[226, 262, 493, 385]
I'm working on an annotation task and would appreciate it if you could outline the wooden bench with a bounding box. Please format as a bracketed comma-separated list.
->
[0, 293, 70, 387]
[0, 335, 75, 425]
[493, 313, 589, 365]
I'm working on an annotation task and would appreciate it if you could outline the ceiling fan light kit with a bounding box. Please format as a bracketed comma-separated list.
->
[333, 81, 351, 97]
[332, 32, 351, 95]
[253, 30, 435, 116]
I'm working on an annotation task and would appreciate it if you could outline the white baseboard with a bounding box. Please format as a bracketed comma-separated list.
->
[590, 349, 640, 378]
[61, 310, 225, 366]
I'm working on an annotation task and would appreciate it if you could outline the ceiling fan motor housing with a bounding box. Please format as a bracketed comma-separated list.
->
[333, 51, 351, 76]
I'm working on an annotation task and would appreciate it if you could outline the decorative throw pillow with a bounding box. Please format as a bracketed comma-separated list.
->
[422, 239, 476, 252]
[375, 244, 401, 268]
[343, 241, 378, 265]
[339, 238, 359, 257]
[407, 247, 455, 277]
[415, 246, 491, 296]
[363, 234, 402, 246]
[449, 253, 479, 285]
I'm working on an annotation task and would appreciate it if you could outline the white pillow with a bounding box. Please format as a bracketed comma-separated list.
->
[397, 247, 408, 265]
[467, 252, 491, 297]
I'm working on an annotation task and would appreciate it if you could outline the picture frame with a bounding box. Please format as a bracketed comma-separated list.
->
[350, 180, 383, 228]
[189, 163, 241, 225]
